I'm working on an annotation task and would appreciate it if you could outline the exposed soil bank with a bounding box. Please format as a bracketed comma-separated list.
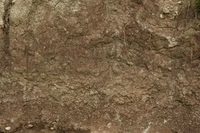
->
[0, 0, 200, 132]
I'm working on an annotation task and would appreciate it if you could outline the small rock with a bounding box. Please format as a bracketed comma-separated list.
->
[50, 127, 54, 130]
[142, 95, 149, 102]
[27, 124, 34, 128]
[107, 122, 112, 128]
[12, 0, 16, 4]
[163, 7, 170, 14]
[5, 126, 11, 131]
[177, 1, 182, 4]
[10, 119, 14, 123]
[160, 14, 164, 19]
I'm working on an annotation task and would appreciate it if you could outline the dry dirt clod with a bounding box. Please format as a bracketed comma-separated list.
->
[40, 73, 46, 79]
[0, 119, 7, 125]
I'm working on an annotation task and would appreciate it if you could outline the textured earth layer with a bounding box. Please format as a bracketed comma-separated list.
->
[0, 0, 200, 133]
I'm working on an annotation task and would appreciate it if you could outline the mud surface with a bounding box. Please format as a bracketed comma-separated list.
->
[0, 0, 200, 133]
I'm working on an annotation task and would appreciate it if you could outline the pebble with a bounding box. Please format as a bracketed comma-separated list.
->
[12, 0, 16, 4]
[163, 7, 170, 14]
[5, 126, 11, 131]
[107, 122, 112, 128]
[27, 124, 34, 128]
[177, 1, 182, 4]
[160, 14, 164, 19]
[10, 119, 14, 123]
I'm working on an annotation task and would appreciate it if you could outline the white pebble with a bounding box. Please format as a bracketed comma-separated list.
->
[177, 1, 182, 4]
[5, 126, 11, 131]
[107, 122, 112, 128]
[27, 124, 34, 128]
[160, 14, 164, 19]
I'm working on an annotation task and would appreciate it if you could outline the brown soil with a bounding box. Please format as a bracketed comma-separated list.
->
[0, 0, 200, 133]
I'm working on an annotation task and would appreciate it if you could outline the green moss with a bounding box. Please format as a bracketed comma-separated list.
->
[195, 0, 200, 12]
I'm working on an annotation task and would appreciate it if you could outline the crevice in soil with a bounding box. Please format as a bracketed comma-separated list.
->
[2, 0, 13, 56]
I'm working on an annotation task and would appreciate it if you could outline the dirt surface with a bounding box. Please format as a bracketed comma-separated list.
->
[0, 0, 200, 132]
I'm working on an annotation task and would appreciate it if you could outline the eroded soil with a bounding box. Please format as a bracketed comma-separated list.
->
[0, 0, 200, 133]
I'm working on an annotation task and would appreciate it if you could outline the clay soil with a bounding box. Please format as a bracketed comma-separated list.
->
[0, 0, 200, 133]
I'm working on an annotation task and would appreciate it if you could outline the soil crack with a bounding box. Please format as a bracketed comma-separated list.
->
[2, 0, 14, 56]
